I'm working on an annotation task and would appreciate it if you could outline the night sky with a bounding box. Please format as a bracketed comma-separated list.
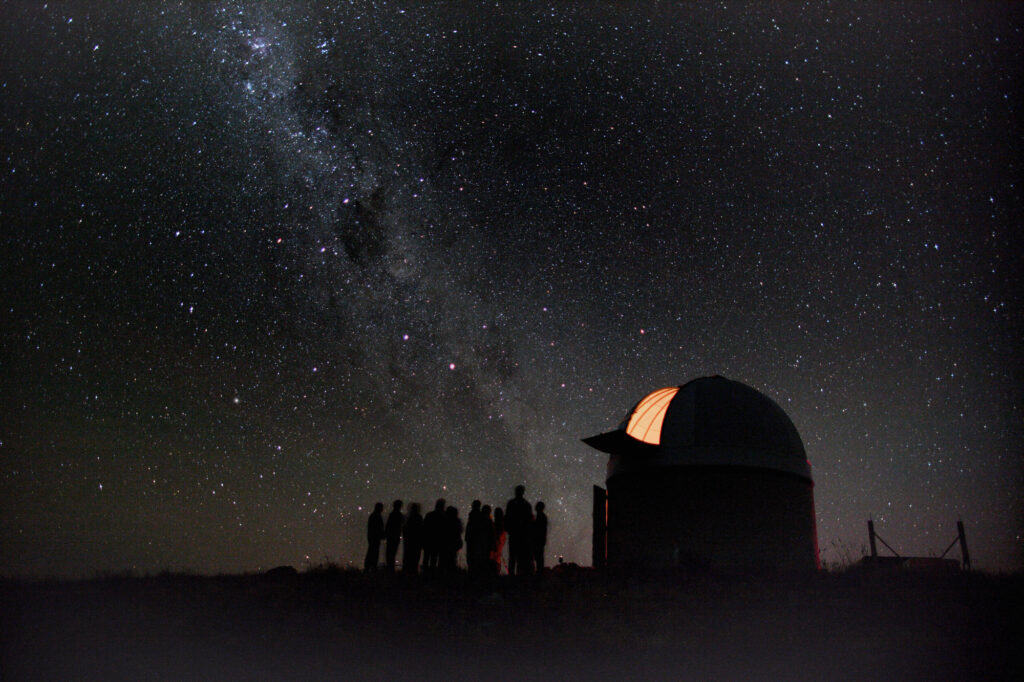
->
[2, 2, 1021, 577]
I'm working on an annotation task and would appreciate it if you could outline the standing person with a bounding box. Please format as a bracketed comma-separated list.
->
[364, 502, 385, 572]
[384, 500, 404, 573]
[464, 500, 483, 574]
[402, 503, 424, 574]
[504, 485, 533, 575]
[468, 503, 494, 577]
[422, 499, 446, 572]
[442, 506, 464, 573]
[491, 506, 507, 575]
[532, 501, 548, 573]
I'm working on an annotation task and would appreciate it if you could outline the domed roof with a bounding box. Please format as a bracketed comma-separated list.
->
[584, 376, 811, 480]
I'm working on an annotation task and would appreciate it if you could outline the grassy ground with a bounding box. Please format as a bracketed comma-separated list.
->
[2, 566, 1020, 680]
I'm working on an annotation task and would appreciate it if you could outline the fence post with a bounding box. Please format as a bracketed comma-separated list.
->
[957, 519, 971, 570]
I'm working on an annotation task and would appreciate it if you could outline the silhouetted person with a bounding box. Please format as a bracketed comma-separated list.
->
[364, 502, 384, 572]
[465, 500, 483, 574]
[505, 485, 533, 575]
[402, 503, 423, 574]
[384, 499, 404, 573]
[422, 498, 446, 572]
[442, 506, 463, 572]
[467, 501, 495, 576]
[532, 501, 548, 573]
[491, 506, 506, 575]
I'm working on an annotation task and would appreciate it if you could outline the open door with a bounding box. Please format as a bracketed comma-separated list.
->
[592, 485, 607, 569]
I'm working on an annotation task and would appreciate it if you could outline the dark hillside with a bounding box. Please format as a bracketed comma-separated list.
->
[2, 568, 1020, 680]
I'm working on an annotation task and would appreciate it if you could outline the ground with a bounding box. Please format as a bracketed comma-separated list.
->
[2, 567, 1020, 680]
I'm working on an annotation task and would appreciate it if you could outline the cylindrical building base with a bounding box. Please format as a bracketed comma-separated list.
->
[605, 466, 818, 573]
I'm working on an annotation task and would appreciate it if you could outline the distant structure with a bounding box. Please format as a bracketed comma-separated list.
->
[859, 518, 968, 572]
[584, 375, 820, 573]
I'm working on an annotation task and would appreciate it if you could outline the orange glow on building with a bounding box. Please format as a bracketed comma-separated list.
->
[625, 387, 678, 444]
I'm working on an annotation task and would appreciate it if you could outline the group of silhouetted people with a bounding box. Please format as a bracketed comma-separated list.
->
[364, 485, 548, 576]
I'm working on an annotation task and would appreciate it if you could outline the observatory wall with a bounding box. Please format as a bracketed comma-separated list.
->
[606, 465, 818, 572]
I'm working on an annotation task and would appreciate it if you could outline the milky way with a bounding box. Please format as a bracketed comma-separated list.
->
[2, 2, 1021, 576]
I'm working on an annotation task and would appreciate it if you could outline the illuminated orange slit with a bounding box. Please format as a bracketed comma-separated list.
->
[625, 387, 678, 445]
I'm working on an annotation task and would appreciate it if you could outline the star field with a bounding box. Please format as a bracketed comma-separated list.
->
[1, 2, 1021, 576]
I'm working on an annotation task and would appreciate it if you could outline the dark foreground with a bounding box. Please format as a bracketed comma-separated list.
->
[2, 566, 1020, 681]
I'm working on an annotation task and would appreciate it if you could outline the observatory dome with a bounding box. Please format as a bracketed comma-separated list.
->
[585, 375, 820, 572]
[584, 375, 810, 480]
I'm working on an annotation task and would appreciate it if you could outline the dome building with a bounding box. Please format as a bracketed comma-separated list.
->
[584, 376, 819, 573]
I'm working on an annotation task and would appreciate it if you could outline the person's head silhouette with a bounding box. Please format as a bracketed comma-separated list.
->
[535, 501, 545, 513]
[434, 499, 445, 512]
[373, 502, 384, 514]
[392, 500, 403, 511]
[514, 485, 525, 499]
